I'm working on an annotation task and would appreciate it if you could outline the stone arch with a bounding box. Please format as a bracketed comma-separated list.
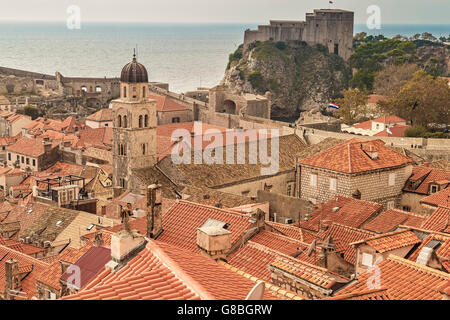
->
[86, 97, 101, 108]
[138, 115, 143, 128]
[95, 86, 102, 93]
[81, 86, 87, 92]
[220, 99, 237, 114]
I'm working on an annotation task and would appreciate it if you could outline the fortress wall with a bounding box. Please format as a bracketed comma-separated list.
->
[0, 66, 56, 79]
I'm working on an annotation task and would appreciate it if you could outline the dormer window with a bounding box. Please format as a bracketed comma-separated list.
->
[430, 185, 439, 194]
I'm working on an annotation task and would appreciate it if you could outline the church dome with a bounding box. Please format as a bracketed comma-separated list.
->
[120, 54, 148, 83]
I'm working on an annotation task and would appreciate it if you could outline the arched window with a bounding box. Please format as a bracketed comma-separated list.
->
[144, 114, 148, 127]
[123, 86, 127, 98]
[143, 86, 146, 98]
[138, 115, 143, 128]
[142, 143, 146, 155]
[123, 115, 127, 128]
[120, 144, 124, 155]
[117, 115, 122, 127]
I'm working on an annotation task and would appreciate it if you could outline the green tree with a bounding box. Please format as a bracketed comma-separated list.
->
[23, 105, 40, 120]
[334, 89, 369, 125]
[377, 70, 450, 128]
[373, 64, 418, 97]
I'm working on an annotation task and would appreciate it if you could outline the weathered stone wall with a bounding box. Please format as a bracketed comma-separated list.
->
[244, 10, 354, 61]
[257, 189, 316, 223]
[157, 109, 193, 125]
[299, 164, 412, 209]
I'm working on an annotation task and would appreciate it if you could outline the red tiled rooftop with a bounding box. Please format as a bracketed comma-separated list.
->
[420, 188, 450, 208]
[6, 137, 57, 157]
[148, 94, 189, 112]
[372, 115, 406, 124]
[363, 208, 426, 234]
[354, 229, 421, 253]
[299, 196, 382, 232]
[324, 288, 391, 300]
[336, 255, 449, 300]
[298, 139, 412, 174]
[404, 166, 450, 195]
[420, 207, 450, 233]
[374, 124, 409, 137]
[408, 233, 450, 272]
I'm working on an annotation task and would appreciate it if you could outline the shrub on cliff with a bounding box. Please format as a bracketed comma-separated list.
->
[248, 70, 265, 92]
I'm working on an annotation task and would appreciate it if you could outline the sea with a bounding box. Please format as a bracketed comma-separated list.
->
[0, 22, 449, 93]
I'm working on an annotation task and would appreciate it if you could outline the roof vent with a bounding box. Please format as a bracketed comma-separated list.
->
[56, 220, 62, 227]
[87, 224, 94, 231]
[27, 209, 33, 214]
[332, 206, 340, 212]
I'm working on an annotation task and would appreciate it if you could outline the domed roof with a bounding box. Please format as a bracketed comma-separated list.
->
[120, 54, 148, 83]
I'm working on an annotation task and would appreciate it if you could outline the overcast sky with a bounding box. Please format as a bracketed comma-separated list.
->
[0, 0, 449, 24]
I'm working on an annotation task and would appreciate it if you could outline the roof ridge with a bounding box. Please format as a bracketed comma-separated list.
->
[145, 240, 214, 300]
[0, 244, 50, 267]
[387, 254, 450, 278]
[217, 260, 304, 300]
[257, 229, 309, 246]
[176, 199, 254, 218]
[330, 222, 376, 235]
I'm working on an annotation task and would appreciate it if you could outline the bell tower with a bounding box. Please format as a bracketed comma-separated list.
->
[112, 53, 157, 196]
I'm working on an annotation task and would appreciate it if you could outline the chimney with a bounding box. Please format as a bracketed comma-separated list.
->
[93, 232, 104, 247]
[42, 141, 52, 153]
[108, 230, 146, 270]
[146, 184, 163, 239]
[4, 259, 20, 300]
[250, 208, 265, 229]
[197, 225, 231, 260]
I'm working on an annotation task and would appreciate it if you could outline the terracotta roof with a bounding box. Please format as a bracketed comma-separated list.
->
[300, 196, 382, 232]
[421, 207, 450, 233]
[76, 127, 112, 149]
[437, 279, 450, 296]
[0, 95, 10, 105]
[0, 236, 45, 256]
[179, 185, 256, 208]
[420, 188, 450, 208]
[336, 255, 449, 300]
[408, 233, 450, 272]
[318, 223, 375, 265]
[374, 124, 409, 137]
[324, 288, 391, 300]
[63, 240, 278, 300]
[6, 137, 57, 157]
[354, 229, 421, 253]
[86, 108, 113, 122]
[148, 94, 189, 112]
[298, 139, 412, 174]
[404, 166, 450, 195]
[352, 120, 373, 130]
[265, 220, 317, 243]
[363, 208, 426, 234]
[0, 202, 48, 238]
[0, 244, 50, 299]
[60, 245, 111, 289]
[372, 115, 406, 123]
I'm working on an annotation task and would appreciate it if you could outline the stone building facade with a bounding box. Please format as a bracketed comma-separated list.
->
[111, 55, 157, 196]
[296, 139, 413, 209]
[244, 9, 354, 61]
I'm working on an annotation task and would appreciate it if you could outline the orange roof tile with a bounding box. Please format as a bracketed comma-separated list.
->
[421, 207, 450, 233]
[372, 115, 406, 123]
[408, 233, 450, 272]
[324, 288, 391, 300]
[148, 94, 189, 112]
[363, 209, 426, 234]
[265, 220, 317, 243]
[354, 229, 421, 253]
[300, 196, 382, 232]
[63, 240, 278, 300]
[6, 137, 58, 157]
[86, 108, 113, 122]
[404, 166, 450, 195]
[298, 139, 412, 174]
[374, 124, 409, 137]
[420, 188, 450, 208]
[336, 255, 449, 300]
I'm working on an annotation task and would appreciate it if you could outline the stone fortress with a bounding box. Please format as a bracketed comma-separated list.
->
[243, 9, 354, 61]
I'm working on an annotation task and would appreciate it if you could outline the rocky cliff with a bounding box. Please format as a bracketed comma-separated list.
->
[222, 41, 352, 121]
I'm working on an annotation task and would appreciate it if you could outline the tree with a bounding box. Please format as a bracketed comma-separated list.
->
[373, 64, 419, 97]
[334, 89, 369, 125]
[377, 70, 450, 128]
[23, 105, 40, 120]
[421, 32, 437, 42]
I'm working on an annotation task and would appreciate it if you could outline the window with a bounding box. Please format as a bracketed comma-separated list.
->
[132, 87, 137, 98]
[32, 159, 36, 166]
[430, 185, 439, 194]
[95, 86, 102, 93]
[123, 86, 127, 98]
[119, 178, 126, 189]
[402, 206, 411, 212]
[330, 178, 337, 191]
[388, 173, 396, 186]
[142, 143, 146, 155]
[81, 86, 87, 92]
[144, 115, 148, 127]
[26, 158, 29, 165]
[310, 174, 317, 187]
[287, 184, 292, 196]
[117, 115, 122, 128]
[123, 115, 127, 128]
[7, 153, 10, 161]
[172, 117, 180, 123]
[387, 201, 395, 209]
[142, 86, 146, 98]
[21, 156, 24, 164]
[362, 253, 374, 267]
[139, 115, 143, 128]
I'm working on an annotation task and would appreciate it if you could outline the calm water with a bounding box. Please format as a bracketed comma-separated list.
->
[0, 22, 449, 93]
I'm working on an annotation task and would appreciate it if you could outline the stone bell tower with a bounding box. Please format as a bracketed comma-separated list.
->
[112, 53, 157, 197]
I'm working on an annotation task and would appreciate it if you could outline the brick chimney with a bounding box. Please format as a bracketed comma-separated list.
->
[107, 230, 146, 271]
[146, 184, 163, 239]
[4, 259, 20, 300]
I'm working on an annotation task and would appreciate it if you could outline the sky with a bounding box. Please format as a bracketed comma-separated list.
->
[0, 0, 449, 24]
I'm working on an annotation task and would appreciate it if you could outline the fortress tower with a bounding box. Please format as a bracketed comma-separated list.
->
[111, 54, 157, 196]
[243, 9, 354, 61]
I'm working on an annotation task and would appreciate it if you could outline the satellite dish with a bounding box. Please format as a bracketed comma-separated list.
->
[245, 281, 265, 300]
